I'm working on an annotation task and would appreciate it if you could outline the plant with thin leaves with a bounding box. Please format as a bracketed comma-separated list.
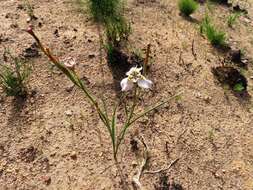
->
[104, 42, 117, 64]
[87, 0, 131, 53]
[24, 0, 37, 20]
[227, 12, 241, 27]
[26, 27, 182, 161]
[88, 0, 120, 23]
[105, 16, 131, 48]
[200, 16, 226, 47]
[205, 0, 215, 13]
[178, 0, 198, 17]
[0, 50, 31, 97]
[233, 83, 245, 92]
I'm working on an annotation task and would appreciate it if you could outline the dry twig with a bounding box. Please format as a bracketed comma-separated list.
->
[144, 158, 179, 174]
[191, 39, 197, 60]
[143, 44, 151, 76]
[132, 136, 181, 189]
[132, 136, 149, 190]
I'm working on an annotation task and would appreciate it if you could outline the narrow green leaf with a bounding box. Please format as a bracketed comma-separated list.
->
[111, 103, 118, 153]
[129, 92, 183, 126]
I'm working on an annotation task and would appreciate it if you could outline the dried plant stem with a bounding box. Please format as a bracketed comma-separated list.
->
[132, 137, 180, 189]
[143, 44, 151, 76]
[191, 39, 197, 60]
[115, 160, 130, 190]
[132, 136, 149, 190]
[144, 158, 179, 174]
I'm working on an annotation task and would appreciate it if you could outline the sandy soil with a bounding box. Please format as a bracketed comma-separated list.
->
[0, 0, 253, 189]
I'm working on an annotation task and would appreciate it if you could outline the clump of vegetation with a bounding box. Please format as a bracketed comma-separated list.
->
[88, 0, 130, 47]
[233, 83, 245, 92]
[105, 16, 131, 48]
[0, 50, 31, 97]
[178, 0, 199, 17]
[212, 66, 247, 93]
[24, 0, 37, 21]
[227, 12, 241, 27]
[104, 16, 131, 65]
[88, 0, 120, 23]
[200, 16, 226, 47]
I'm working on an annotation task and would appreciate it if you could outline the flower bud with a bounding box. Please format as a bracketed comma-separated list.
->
[63, 57, 76, 70]
[26, 25, 34, 35]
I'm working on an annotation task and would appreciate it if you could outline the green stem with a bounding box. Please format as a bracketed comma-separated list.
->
[115, 85, 138, 156]
[27, 29, 111, 130]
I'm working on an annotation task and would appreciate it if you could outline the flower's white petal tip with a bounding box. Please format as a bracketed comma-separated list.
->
[137, 79, 153, 89]
[126, 66, 142, 76]
[137, 67, 143, 72]
[121, 78, 134, 91]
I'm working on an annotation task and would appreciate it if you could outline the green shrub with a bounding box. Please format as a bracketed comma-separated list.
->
[200, 16, 226, 46]
[89, 0, 121, 23]
[24, 0, 37, 20]
[178, 0, 198, 16]
[0, 51, 31, 97]
[205, 25, 226, 46]
[88, 0, 131, 52]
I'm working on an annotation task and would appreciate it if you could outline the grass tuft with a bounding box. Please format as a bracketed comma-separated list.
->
[87, 0, 131, 58]
[0, 50, 31, 97]
[200, 16, 226, 47]
[178, 0, 198, 17]
[105, 16, 131, 48]
[227, 12, 241, 27]
[89, 0, 120, 23]
[24, 0, 37, 20]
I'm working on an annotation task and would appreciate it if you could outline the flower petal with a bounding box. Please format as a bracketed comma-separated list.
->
[121, 78, 134, 91]
[136, 67, 143, 72]
[126, 66, 142, 76]
[126, 67, 135, 76]
[137, 79, 153, 89]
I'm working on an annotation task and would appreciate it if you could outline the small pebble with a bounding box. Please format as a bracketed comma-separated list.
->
[64, 110, 73, 117]
[204, 95, 212, 103]
[70, 152, 77, 160]
[88, 54, 95, 59]
[244, 17, 251, 24]
[38, 22, 43, 27]
[194, 92, 202, 98]
[65, 84, 74, 92]
[241, 59, 248, 64]
[26, 17, 31, 23]
[42, 176, 51, 185]
[131, 160, 138, 168]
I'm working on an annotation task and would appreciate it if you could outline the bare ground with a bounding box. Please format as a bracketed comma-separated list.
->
[0, 0, 253, 189]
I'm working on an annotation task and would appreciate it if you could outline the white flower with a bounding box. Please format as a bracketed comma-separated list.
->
[63, 57, 76, 69]
[121, 78, 134, 91]
[120, 67, 153, 91]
